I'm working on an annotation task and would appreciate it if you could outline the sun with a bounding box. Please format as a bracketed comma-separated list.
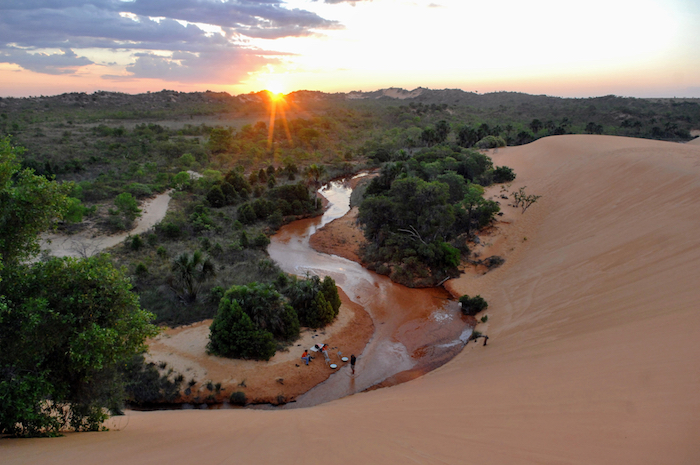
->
[265, 80, 285, 98]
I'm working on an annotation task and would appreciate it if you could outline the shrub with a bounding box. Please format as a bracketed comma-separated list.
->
[283, 275, 340, 328]
[253, 233, 270, 249]
[121, 354, 182, 405]
[135, 262, 148, 276]
[157, 221, 182, 239]
[459, 295, 488, 316]
[131, 234, 143, 251]
[223, 283, 298, 341]
[207, 185, 226, 208]
[238, 203, 257, 224]
[230, 391, 247, 406]
[127, 183, 153, 199]
[207, 299, 277, 361]
[475, 135, 506, 149]
[493, 166, 516, 183]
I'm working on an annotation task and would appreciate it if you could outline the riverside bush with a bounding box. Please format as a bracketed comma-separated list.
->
[460, 294, 488, 316]
[207, 299, 277, 361]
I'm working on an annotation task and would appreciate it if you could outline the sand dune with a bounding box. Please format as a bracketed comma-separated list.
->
[4, 135, 700, 464]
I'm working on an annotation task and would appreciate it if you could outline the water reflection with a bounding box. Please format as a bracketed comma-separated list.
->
[268, 176, 471, 408]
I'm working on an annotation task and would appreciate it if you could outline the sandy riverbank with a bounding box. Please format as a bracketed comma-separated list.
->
[146, 287, 373, 405]
[5, 135, 700, 464]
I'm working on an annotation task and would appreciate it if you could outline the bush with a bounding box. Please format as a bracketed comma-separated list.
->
[131, 234, 143, 251]
[135, 262, 148, 276]
[121, 354, 182, 405]
[283, 275, 340, 328]
[207, 185, 226, 208]
[238, 203, 257, 224]
[252, 233, 270, 249]
[459, 294, 488, 316]
[207, 299, 277, 361]
[157, 221, 182, 239]
[222, 283, 298, 341]
[493, 165, 516, 183]
[230, 391, 247, 406]
[475, 135, 506, 149]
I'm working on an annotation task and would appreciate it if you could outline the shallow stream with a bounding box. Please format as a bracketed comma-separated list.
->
[268, 176, 471, 408]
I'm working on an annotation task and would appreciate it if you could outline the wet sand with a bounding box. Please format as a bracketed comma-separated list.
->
[5, 135, 700, 464]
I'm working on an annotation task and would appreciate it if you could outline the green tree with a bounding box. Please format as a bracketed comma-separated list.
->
[459, 294, 488, 316]
[207, 185, 226, 208]
[435, 120, 450, 143]
[0, 255, 158, 436]
[461, 183, 487, 236]
[457, 125, 479, 147]
[110, 192, 141, 230]
[305, 164, 325, 208]
[168, 250, 215, 303]
[0, 137, 72, 265]
[320, 276, 342, 315]
[207, 127, 234, 153]
[172, 171, 191, 190]
[207, 299, 277, 361]
[223, 282, 299, 341]
[283, 275, 340, 328]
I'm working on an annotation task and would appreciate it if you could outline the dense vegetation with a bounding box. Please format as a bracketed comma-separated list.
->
[1, 88, 697, 422]
[358, 145, 511, 286]
[0, 138, 157, 436]
[207, 275, 341, 360]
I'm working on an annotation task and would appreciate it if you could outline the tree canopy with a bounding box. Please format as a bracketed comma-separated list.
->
[0, 137, 72, 265]
[358, 145, 507, 286]
[0, 138, 157, 436]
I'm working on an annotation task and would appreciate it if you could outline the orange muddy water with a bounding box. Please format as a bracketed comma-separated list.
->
[268, 176, 472, 408]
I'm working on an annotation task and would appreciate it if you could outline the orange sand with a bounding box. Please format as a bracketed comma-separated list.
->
[4, 135, 700, 464]
[145, 288, 373, 405]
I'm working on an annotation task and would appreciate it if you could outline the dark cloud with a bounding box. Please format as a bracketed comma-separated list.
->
[0, 48, 93, 74]
[0, 0, 340, 82]
[0, 1, 338, 43]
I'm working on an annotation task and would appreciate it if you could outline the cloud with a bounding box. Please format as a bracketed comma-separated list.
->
[116, 47, 276, 84]
[0, 0, 339, 82]
[313, 0, 372, 4]
[0, 48, 93, 75]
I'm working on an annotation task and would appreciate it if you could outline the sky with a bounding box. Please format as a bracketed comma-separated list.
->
[1, 0, 698, 98]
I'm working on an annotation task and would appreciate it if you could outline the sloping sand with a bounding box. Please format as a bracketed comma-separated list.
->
[4, 135, 700, 464]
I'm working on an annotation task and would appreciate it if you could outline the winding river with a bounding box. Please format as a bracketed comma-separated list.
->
[269, 176, 471, 408]
[41, 177, 471, 408]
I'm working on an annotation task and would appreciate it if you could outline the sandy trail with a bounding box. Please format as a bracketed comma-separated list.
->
[41, 190, 173, 257]
[5, 135, 700, 464]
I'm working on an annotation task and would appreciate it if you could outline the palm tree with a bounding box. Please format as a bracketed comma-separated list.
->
[305, 164, 325, 209]
[169, 250, 215, 303]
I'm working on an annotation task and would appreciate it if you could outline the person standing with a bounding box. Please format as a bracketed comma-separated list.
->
[350, 354, 356, 374]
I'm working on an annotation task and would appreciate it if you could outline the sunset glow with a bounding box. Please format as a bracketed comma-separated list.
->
[0, 1, 698, 98]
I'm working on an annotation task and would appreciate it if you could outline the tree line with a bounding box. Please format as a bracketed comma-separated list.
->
[358, 144, 515, 287]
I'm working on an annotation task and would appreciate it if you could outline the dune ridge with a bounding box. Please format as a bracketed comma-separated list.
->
[4, 135, 700, 464]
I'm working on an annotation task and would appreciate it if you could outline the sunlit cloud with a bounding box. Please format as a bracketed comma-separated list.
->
[0, 0, 697, 97]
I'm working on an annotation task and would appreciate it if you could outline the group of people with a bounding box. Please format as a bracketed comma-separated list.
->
[301, 345, 357, 374]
